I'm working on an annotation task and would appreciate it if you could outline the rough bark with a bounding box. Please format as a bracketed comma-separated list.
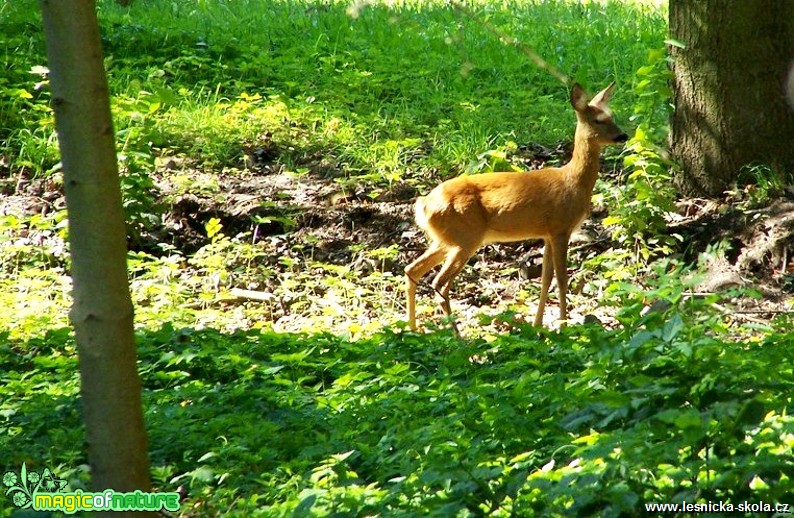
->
[669, 0, 794, 196]
[39, 0, 152, 508]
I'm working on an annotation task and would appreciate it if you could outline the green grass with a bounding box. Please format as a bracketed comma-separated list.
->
[2, 0, 666, 180]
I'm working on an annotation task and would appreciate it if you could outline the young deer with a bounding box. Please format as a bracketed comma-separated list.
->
[405, 82, 627, 330]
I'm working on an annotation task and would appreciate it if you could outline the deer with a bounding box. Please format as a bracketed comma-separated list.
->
[405, 82, 628, 332]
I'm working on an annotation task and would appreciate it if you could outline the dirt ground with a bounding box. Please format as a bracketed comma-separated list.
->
[153, 152, 794, 328]
[4, 150, 793, 330]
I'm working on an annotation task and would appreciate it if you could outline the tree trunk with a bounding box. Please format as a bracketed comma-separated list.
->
[39, 0, 152, 508]
[669, 0, 794, 196]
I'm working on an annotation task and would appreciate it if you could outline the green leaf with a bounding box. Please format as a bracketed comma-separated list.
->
[662, 313, 684, 342]
[190, 466, 215, 483]
[197, 451, 218, 462]
[674, 410, 702, 430]
[735, 399, 766, 427]
[748, 475, 769, 490]
[205, 218, 223, 240]
[294, 492, 318, 514]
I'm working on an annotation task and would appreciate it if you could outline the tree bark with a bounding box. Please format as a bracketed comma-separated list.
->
[39, 0, 152, 508]
[669, 0, 794, 196]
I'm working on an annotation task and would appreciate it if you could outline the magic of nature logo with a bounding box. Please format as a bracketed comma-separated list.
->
[4, 463, 180, 514]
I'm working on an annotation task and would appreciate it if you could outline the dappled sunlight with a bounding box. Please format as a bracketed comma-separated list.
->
[3, 0, 794, 514]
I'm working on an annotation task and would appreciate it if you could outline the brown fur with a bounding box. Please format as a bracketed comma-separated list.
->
[405, 82, 628, 331]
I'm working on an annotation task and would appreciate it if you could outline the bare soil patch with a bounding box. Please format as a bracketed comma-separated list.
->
[3, 156, 792, 330]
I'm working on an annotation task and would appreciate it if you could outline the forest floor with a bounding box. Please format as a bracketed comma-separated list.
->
[5, 143, 792, 336]
[130, 143, 794, 329]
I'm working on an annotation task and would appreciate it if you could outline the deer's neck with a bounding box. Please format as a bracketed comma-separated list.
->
[564, 128, 603, 193]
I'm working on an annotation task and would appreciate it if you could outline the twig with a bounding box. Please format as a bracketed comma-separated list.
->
[710, 302, 771, 326]
[230, 288, 274, 302]
[724, 309, 794, 316]
[569, 238, 611, 254]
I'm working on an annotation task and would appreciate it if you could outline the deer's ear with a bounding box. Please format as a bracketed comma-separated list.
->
[570, 83, 589, 111]
[590, 82, 615, 107]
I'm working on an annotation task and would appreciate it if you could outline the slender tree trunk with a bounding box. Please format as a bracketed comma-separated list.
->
[669, 0, 794, 196]
[39, 0, 152, 508]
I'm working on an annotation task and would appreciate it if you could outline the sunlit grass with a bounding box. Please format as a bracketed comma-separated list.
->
[2, 0, 666, 181]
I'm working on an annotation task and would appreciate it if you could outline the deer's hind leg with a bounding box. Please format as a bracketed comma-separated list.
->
[430, 245, 478, 332]
[405, 243, 446, 330]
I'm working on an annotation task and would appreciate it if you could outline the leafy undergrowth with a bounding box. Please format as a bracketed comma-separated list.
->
[2, 300, 793, 516]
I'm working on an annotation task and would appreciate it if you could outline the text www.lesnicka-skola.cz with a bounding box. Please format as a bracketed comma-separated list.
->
[645, 501, 791, 514]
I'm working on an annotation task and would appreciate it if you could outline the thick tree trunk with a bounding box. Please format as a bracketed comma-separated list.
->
[39, 0, 152, 508]
[669, 0, 794, 196]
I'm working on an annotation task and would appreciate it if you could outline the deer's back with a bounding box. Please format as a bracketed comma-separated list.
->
[418, 170, 594, 245]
